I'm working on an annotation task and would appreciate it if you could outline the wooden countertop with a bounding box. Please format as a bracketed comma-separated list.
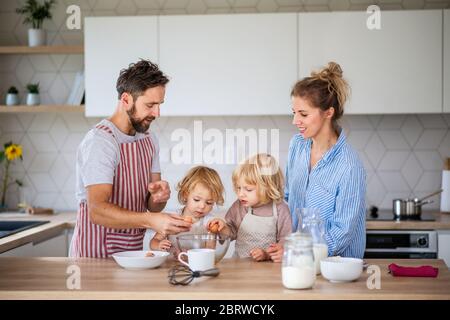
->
[0, 212, 76, 253]
[366, 211, 450, 230]
[0, 258, 448, 300]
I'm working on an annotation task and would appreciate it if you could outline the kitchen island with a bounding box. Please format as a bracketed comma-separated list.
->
[0, 258, 449, 300]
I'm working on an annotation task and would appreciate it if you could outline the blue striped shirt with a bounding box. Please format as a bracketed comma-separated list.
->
[285, 129, 367, 258]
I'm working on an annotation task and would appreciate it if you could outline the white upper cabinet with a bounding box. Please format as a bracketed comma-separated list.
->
[85, 17, 158, 117]
[445, 10, 450, 113]
[298, 11, 442, 114]
[84, 11, 446, 116]
[159, 14, 298, 116]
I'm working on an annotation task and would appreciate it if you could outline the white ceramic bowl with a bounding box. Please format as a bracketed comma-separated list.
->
[320, 256, 363, 282]
[112, 250, 169, 270]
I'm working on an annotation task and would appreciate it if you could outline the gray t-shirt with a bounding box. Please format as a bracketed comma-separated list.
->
[75, 119, 160, 203]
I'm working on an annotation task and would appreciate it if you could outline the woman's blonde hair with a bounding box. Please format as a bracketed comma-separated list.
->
[291, 61, 350, 131]
[232, 153, 284, 204]
[177, 166, 225, 206]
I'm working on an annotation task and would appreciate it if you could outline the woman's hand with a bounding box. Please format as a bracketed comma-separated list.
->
[148, 212, 191, 236]
[266, 243, 283, 263]
[250, 248, 269, 262]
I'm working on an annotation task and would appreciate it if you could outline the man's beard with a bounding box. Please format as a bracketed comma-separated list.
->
[127, 103, 155, 133]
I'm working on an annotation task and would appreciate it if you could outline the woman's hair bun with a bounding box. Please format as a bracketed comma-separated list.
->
[311, 61, 343, 80]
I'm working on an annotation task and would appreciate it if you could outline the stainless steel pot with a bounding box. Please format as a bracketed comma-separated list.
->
[393, 199, 406, 219]
[405, 198, 433, 217]
[392, 189, 443, 219]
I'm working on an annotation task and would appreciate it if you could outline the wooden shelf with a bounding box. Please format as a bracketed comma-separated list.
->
[0, 105, 85, 113]
[0, 45, 83, 54]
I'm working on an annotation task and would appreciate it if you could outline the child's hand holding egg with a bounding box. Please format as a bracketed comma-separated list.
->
[207, 219, 225, 234]
[209, 223, 219, 233]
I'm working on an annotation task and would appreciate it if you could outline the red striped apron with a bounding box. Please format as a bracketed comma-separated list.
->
[70, 124, 155, 258]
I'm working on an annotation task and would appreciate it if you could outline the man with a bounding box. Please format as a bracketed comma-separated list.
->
[70, 59, 190, 258]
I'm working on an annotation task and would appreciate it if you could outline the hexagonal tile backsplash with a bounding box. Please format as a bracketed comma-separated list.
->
[0, 0, 450, 212]
[0, 113, 448, 212]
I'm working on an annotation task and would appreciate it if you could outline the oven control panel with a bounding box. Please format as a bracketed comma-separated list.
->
[365, 230, 437, 253]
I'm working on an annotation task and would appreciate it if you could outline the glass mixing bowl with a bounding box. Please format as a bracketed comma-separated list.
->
[176, 233, 231, 263]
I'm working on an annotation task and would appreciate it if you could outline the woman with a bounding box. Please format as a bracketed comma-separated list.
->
[269, 62, 366, 261]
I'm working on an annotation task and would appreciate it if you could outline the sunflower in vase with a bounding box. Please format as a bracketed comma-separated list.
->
[0, 142, 23, 209]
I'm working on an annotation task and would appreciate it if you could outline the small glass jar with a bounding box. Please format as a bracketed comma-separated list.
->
[301, 208, 329, 275]
[282, 233, 316, 290]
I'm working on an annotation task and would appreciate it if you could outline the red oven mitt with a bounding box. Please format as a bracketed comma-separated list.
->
[388, 263, 439, 277]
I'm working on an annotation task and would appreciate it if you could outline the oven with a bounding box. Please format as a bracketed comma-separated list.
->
[364, 230, 438, 259]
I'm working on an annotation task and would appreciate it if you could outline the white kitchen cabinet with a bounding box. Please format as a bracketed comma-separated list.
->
[298, 10, 442, 114]
[444, 10, 450, 113]
[159, 14, 298, 116]
[0, 232, 69, 257]
[84, 17, 158, 117]
[438, 230, 450, 268]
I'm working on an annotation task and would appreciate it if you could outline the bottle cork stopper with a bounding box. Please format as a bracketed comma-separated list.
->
[445, 158, 450, 170]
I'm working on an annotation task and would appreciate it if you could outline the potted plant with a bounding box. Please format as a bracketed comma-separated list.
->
[16, 0, 56, 47]
[26, 83, 40, 105]
[0, 142, 23, 210]
[5, 86, 19, 106]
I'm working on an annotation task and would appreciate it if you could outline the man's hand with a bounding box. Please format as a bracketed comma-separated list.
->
[148, 180, 171, 203]
[266, 243, 283, 263]
[250, 248, 269, 262]
[149, 211, 191, 236]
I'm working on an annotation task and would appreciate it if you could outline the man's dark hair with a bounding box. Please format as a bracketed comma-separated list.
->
[116, 59, 169, 100]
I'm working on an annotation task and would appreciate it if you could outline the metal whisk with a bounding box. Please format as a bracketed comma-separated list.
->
[168, 265, 220, 285]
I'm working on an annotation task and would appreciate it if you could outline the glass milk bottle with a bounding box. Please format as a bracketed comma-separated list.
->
[301, 208, 329, 275]
[282, 233, 316, 290]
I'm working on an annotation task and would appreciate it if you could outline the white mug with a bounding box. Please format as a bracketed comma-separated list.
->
[178, 248, 215, 271]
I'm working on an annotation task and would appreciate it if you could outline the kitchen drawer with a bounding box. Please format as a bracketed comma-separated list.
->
[0, 231, 69, 257]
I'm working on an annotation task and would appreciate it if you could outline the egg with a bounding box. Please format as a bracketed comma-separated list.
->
[209, 223, 219, 233]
